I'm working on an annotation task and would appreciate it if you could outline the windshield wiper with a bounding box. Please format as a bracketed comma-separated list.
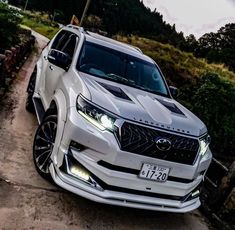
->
[131, 85, 166, 96]
[106, 73, 135, 85]
[99, 73, 166, 96]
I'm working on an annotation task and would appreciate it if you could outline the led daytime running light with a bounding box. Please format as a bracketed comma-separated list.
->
[77, 96, 116, 131]
[199, 134, 211, 156]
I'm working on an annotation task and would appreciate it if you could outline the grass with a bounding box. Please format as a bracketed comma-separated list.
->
[21, 15, 59, 39]
[115, 35, 235, 86]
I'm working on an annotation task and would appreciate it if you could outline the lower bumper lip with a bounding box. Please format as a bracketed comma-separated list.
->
[59, 150, 201, 203]
[50, 161, 201, 213]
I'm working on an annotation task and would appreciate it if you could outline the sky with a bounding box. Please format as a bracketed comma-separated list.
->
[143, 0, 235, 38]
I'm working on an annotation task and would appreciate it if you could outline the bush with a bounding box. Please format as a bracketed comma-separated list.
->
[179, 73, 235, 159]
[0, 3, 23, 49]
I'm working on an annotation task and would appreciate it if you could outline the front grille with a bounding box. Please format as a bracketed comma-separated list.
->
[115, 122, 200, 165]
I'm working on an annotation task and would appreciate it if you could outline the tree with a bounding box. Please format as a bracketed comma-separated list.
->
[179, 73, 235, 159]
[8, 0, 187, 48]
[183, 34, 198, 52]
[193, 23, 235, 72]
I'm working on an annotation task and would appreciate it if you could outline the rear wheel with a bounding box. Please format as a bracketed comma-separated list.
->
[33, 114, 57, 180]
[26, 67, 37, 113]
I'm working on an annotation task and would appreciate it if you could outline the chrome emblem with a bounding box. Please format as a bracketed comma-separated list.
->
[156, 138, 172, 151]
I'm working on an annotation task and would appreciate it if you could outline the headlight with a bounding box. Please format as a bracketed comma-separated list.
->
[76, 95, 116, 131]
[199, 134, 211, 156]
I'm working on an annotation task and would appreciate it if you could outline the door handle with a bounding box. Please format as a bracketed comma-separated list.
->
[49, 65, 54, 71]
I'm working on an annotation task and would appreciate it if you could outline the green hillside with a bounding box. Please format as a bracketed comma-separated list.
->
[115, 35, 235, 86]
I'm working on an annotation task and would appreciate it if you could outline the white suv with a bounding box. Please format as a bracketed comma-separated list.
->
[26, 25, 212, 213]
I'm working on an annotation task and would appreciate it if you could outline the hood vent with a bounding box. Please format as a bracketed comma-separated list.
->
[98, 82, 132, 101]
[157, 99, 185, 116]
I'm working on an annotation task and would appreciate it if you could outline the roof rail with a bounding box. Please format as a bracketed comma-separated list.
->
[131, 46, 143, 54]
[67, 24, 85, 33]
[66, 25, 143, 54]
[86, 31, 143, 54]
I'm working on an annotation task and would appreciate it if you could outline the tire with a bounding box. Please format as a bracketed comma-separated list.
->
[33, 114, 57, 181]
[26, 67, 37, 113]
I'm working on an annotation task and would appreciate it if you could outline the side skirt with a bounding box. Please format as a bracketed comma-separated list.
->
[33, 97, 45, 124]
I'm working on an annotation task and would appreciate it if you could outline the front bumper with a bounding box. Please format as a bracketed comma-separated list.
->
[50, 161, 201, 213]
[50, 106, 212, 212]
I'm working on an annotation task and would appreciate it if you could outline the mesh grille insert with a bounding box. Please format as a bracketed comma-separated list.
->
[115, 122, 199, 165]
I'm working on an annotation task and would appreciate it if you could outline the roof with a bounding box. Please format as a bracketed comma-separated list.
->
[86, 31, 143, 54]
[65, 25, 154, 63]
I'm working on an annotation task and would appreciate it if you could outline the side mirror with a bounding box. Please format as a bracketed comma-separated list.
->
[48, 49, 71, 71]
[169, 86, 178, 99]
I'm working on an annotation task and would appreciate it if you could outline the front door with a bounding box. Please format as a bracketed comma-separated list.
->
[42, 30, 78, 108]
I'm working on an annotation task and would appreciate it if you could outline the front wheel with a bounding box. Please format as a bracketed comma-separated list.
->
[33, 114, 57, 180]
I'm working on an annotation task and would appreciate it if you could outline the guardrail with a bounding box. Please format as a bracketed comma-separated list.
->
[0, 34, 35, 95]
[202, 158, 235, 229]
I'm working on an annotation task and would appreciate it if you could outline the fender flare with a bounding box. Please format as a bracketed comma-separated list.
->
[50, 89, 67, 166]
[51, 89, 67, 122]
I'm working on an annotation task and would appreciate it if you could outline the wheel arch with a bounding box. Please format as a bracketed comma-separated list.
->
[49, 89, 67, 166]
[49, 89, 67, 122]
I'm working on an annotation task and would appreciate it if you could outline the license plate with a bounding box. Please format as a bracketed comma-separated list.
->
[139, 163, 170, 182]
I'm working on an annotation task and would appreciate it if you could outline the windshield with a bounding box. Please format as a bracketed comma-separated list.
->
[77, 42, 169, 97]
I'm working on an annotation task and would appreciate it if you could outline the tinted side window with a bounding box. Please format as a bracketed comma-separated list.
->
[51, 31, 67, 51]
[61, 34, 77, 58]
[51, 31, 78, 58]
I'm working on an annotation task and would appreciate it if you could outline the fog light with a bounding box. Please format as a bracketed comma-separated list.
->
[191, 189, 200, 198]
[64, 154, 104, 191]
[70, 140, 86, 152]
[182, 183, 202, 202]
[70, 166, 90, 181]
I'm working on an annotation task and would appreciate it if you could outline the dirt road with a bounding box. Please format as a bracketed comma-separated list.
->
[0, 31, 212, 230]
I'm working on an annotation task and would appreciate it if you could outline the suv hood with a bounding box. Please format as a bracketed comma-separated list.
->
[79, 72, 207, 137]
